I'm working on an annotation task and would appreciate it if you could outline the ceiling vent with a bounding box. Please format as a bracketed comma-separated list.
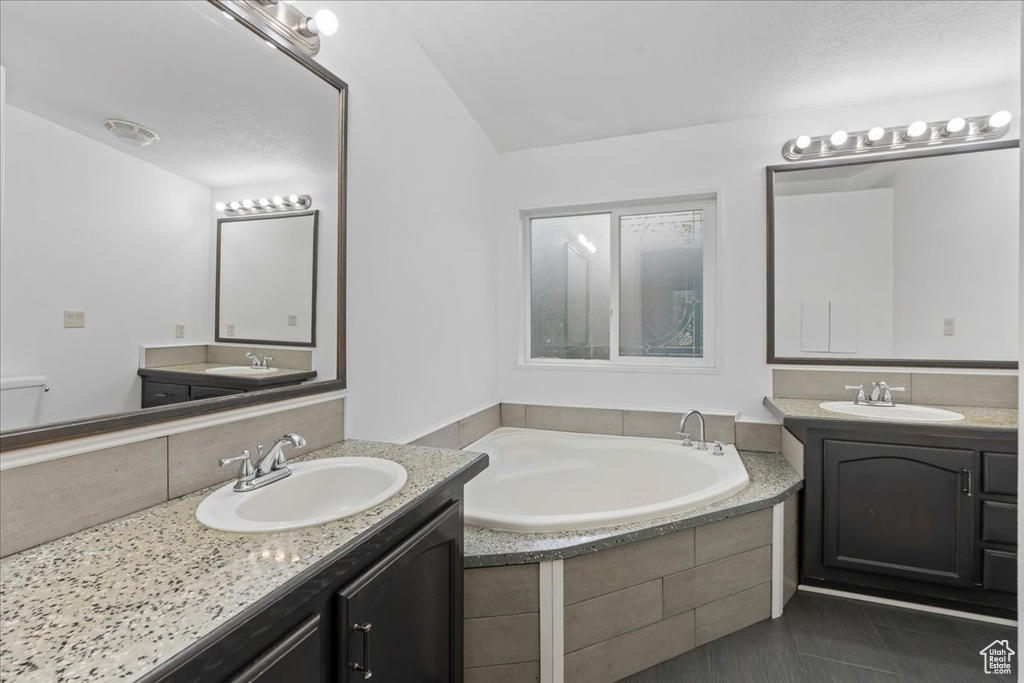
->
[103, 119, 160, 147]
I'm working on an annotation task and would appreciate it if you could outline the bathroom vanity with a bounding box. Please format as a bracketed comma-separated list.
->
[138, 365, 317, 407]
[767, 397, 1018, 616]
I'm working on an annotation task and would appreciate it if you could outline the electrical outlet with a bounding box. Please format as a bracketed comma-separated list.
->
[63, 310, 85, 328]
[226, 322, 235, 337]
[288, 314, 298, 327]
[943, 317, 955, 336]
[175, 323, 186, 339]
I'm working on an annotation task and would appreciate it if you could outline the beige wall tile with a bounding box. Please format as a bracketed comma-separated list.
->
[911, 373, 1017, 409]
[167, 398, 345, 499]
[206, 345, 313, 371]
[735, 422, 781, 452]
[784, 525, 798, 567]
[465, 613, 540, 668]
[144, 345, 206, 368]
[564, 579, 663, 654]
[784, 558, 798, 605]
[465, 564, 539, 619]
[783, 492, 799, 533]
[460, 405, 502, 448]
[465, 662, 539, 683]
[0, 439, 168, 557]
[524, 405, 622, 435]
[500, 403, 527, 428]
[772, 369, 913, 402]
[622, 411, 736, 444]
[781, 428, 804, 477]
[694, 509, 772, 565]
[564, 529, 694, 605]
[663, 546, 771, 617]
[411, 422, 461, 450]
[563, 610, 695, 683]
[695, 582, 771, 646]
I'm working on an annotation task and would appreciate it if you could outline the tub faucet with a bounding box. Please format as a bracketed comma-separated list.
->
[677, 410, 708, 451]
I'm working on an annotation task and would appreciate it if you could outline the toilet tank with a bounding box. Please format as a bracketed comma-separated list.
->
[0, 375, 48, 430]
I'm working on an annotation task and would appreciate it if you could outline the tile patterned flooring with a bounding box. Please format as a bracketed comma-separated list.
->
[621, 592, 1017, 682]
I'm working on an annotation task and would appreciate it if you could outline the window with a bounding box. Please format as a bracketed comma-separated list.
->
[525, 197, 717, 369]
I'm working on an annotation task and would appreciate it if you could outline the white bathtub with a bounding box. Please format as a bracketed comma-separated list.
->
[463, 427, 750, 532]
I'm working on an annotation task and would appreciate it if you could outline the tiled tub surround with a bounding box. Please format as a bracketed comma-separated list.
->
[0, 396, 346, 557]
[0, 440, 486, 683]
[463, 500, 802, 683]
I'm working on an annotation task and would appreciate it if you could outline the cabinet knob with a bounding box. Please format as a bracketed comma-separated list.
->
[351, 622, 373, 679]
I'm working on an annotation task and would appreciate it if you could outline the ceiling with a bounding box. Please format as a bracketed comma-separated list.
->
[0, 1, 338, 189]
[389, 0, 1021, 152]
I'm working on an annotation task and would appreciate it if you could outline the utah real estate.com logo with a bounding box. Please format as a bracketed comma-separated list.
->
[979, 640, 1014, 675]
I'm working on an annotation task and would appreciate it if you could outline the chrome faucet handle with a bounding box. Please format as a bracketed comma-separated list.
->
[677, 432, 692, 447]
[219, 450, 254, 482]
[712, 441, 725, 456]
[262, 356, 272, 368]
[844, 385, 866, 403]
[883, 386, 906, 403]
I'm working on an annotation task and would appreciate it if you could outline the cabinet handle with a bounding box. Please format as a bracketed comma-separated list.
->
[962, 468, 973, 497]
[154, 393, 170, 398]
[351, 622, 373, 679]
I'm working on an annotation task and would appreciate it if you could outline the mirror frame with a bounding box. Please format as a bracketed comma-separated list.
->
[766, 138, 1019, 369]
[215, 210, 319, 347]
[0, 0, 348, 451]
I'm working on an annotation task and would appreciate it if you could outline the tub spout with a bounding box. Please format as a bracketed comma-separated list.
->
[677, 410, 707, 450]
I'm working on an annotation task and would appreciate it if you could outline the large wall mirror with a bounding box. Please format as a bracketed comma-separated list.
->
[0, 0, 346, 447]
[767, 141, 1018, 368]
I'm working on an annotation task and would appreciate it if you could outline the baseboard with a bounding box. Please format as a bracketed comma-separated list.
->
[797, 584, 1018, 627]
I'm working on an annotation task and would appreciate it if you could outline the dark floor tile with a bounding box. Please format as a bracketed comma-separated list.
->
[874, 625, 1015, 683]
[801, 655, 905, 682]
[864, 602, 969, 639]
[783, 593, 902, 674]
[950, 616, 1017, 653]
[616, 640, 711, 682]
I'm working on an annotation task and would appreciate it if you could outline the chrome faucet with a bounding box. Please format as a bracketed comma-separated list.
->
[246, 352, 273, 369]
[219, 432, 306, 492]
[845, 381, 905, 407]
[677, 410, 708, 451]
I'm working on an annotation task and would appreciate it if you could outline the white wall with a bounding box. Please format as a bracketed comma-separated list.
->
[497, 86, 1020, 421]
[211, 173, 338, 380]
[0, 104, 211, 424]
[307, 1, 502, 441]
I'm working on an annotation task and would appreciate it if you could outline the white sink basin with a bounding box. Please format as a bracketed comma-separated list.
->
[196, 458, 408, 533]
[205, 366, 280, 376]
[819, 401, 965, 423]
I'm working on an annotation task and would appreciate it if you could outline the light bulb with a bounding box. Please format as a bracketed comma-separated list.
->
[867, 127, 885, 142]
[314, 9, 338, 35]
[258, 197, 271, 208]
[272, 196, 285, 206]
[944, 117, 966, 134]
[795, 135, 812, 150]
[229, 201, 241, 211]
[988, 110, 1012, 128]
[906, 120, 928, 138]
[214, 202, 226, 212]
[241, 199, 255, 209]
[829, 130, 848, 146]
[287, 194, 300, 204]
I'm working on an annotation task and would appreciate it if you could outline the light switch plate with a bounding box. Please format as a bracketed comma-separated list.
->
[943, 317, 955, 336]
[226, 323, 235, 337]
[63, 310, 85, 328]
[175, 323, 186, 339]
[288, 314, 298, 327]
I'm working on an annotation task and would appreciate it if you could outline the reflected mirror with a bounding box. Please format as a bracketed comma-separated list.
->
[767, 143, 1019, 367]
[0, 0, 344, 438]
[217, 212, 318, 346]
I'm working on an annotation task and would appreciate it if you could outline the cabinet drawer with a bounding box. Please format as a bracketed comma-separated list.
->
[190, 385, 243, 400]
[982, 550, 1017, 594]
[982, 502, 1017, 545]
[982, 452, 1018, 495]
[143, 381, 189, 407]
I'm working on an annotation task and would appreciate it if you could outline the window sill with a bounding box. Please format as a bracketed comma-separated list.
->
[516, 360, 722, 375]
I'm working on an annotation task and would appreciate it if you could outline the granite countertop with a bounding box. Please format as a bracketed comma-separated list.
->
[0, 441, 484, 683]
[137, 363, 316, 386]
[765, 396, 1018, 433]
[464, 450, 802, 568]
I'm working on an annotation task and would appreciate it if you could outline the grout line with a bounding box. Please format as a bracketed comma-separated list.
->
[799, 653, 904, 677]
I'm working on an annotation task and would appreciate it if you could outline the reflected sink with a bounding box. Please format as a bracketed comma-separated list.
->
[205, 366, 280, 376]
[196, 458, 408, 533]
[819, 401, 965, 423]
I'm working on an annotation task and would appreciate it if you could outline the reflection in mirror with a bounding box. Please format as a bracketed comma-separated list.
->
[0, 0, 341, 432]
[769, 143, 1019, 366]
[217, 212, 318, 346]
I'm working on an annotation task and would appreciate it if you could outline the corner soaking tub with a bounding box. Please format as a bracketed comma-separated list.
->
[463, 427, 749, 532]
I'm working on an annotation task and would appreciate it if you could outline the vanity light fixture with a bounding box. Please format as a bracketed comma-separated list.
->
[781, 111, 1014, 161]
[231, 2, 338, 56]
[216, 194, 312, 215]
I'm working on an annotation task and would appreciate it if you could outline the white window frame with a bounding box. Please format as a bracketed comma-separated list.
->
[520, 193, 722, 373]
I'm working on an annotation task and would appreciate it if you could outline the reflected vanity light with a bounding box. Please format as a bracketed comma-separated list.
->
[576, 234, 597, 254]
[781, 111, 1014, 161]
[216, 194, 312, 215]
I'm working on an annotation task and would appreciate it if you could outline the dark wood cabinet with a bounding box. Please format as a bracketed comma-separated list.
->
[141, 377, 297, 408]
[802, 427, 1017, 615]
[228, 616, 322, 683]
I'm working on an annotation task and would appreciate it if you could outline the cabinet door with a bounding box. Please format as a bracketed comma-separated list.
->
[228, 615, 322, 683]
[822, 440, 974, 587]
[337, 503, 462, 683]
[142, 380, 189, 408]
